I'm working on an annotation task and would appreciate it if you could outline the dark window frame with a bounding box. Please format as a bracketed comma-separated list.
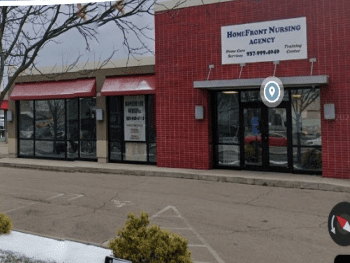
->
[213, 87, 322, 175]
[108, 95, 156, 165]
[17, 98, 97, 161]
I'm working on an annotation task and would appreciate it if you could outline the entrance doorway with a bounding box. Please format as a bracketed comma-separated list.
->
[214, 89, 322, 174]
[242, 102, 292, 172]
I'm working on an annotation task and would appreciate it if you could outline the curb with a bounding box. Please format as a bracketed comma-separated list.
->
[1, 161, 350, 193]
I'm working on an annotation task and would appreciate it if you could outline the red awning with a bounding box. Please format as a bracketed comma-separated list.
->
[0, 100, 8, 110]
[9, 79, 96, 100]
[101, 75, 156, 96]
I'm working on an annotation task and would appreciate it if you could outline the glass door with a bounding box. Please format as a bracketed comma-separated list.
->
[268, 107, 289, 168]
[243, 107, 266, 167]
[242, 102, 291, 171]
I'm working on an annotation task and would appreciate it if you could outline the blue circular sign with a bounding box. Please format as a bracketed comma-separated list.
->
[260, 77, 284, 107]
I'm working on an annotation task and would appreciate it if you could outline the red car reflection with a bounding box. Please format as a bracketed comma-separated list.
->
[244, 133, 288, 147]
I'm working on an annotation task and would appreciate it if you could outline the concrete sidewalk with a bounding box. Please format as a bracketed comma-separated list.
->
[0, 145, 349, 193]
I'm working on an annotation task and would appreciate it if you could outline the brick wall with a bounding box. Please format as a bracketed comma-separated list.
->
[155, 0, 350, 176]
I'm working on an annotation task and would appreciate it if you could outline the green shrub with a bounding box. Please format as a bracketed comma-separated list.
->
[302, 149, 322, 169]
[0, 201, 12, 234]
[108, 211, 193, 263]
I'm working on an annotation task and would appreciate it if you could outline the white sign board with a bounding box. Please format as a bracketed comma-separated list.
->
[222, 17, 307, 64]
[124, 95, 146, 141]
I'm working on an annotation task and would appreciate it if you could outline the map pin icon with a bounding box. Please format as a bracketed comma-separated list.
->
[269, 86, 275, 97]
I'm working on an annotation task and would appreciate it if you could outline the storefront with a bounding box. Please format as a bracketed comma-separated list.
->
[0, 100, 8, 142]
[211, 87, 322, 175]
[10, 79, 97, 160]
[101, 74, 156, 164]
[154, 0, 348, 178]
[6, 65, 156, 163]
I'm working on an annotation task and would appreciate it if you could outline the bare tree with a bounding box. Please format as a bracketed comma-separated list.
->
[0, 0, 186, 103]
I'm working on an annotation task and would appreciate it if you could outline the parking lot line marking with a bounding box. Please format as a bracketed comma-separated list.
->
[45, 193, 65, 200]
[67, 194, 84, 201]
[3, 202, 37, 213]
[0, 185, 59, 194]
[171, 206, 225, 263]
[151, 206, 226, 263]
[149, 205, 173, 219]
[193, 261, 213, 263]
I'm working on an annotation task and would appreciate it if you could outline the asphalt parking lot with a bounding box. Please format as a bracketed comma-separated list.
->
[1, 165, 350, 263]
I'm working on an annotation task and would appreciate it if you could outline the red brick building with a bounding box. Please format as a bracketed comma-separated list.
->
[6, 0, 349, 179]
[155, 0, 349, 177]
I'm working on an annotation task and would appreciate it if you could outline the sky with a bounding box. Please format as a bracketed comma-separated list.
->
[34, 2, 156, 69]
[0, 1, 159, 90]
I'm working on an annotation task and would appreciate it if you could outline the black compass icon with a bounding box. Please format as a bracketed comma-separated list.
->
[328, 202, 350, 246]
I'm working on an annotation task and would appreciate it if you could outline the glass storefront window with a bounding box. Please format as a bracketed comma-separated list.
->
[124, 142, 147, 162]
[241, 90, 262, 102]
[35, 141, 65, 158]
[217, 145, 240, 167]
[291, 89, 321, 171]
[108, 95, 156, 163]
[18, 98, 96, 160]
[35, 100, 65, 140]
[293, 147, 322, 171]
[67, 98, 79, 141]
[19, 101, 34, 139]
[215, 88, 321, 174]
[80, 98, 96, 141]
[19, 140, 34, 156]
[241, 90, 289, 103]
[217, 92, 239, 144]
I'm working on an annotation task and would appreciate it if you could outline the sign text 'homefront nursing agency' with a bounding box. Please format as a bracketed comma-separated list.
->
[124, 95, 146, 141]
[221, 17, 307, 64]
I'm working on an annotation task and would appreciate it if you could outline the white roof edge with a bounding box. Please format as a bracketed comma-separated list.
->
[155, 0, 234, 12]
[11, 56, 155, 76]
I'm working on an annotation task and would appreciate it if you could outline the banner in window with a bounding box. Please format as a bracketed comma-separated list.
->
[124, 95, 146, 141]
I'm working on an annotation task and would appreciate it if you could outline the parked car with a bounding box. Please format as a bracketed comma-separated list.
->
[244, 132, 288, 147]
[20, 125, 34, 139]
[36, 126, 64, 139]
[306, 137, 321, 146]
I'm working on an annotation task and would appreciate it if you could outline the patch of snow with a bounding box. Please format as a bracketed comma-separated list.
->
[0, 231, 113, 263]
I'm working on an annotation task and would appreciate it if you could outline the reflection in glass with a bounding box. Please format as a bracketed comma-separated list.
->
[291, 89, 321, 167]
[217, 92, 239, 144]
[124, 142, 147, 161]
[80, 141, 96, 159]
[244, 108, 262, 165]
[19, 101, 34, 139]
[268, 108, 288, 167]
[109, 97, 123, 142]
[149, 143, 156, 163]
[80, 98, 96, 140]
[67, 99, 79, 141]
[67, 140, 79, 159]
[35, 141, 65, 158]
[241, 90, 289, 102]
[19, 140, 34, 156]
[293, 147, 322, 171]
[241, 90, 262, 102]
[217, 145, 240, 166]
[110, 142, 122, 161]
[35, 100, 65, 140]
